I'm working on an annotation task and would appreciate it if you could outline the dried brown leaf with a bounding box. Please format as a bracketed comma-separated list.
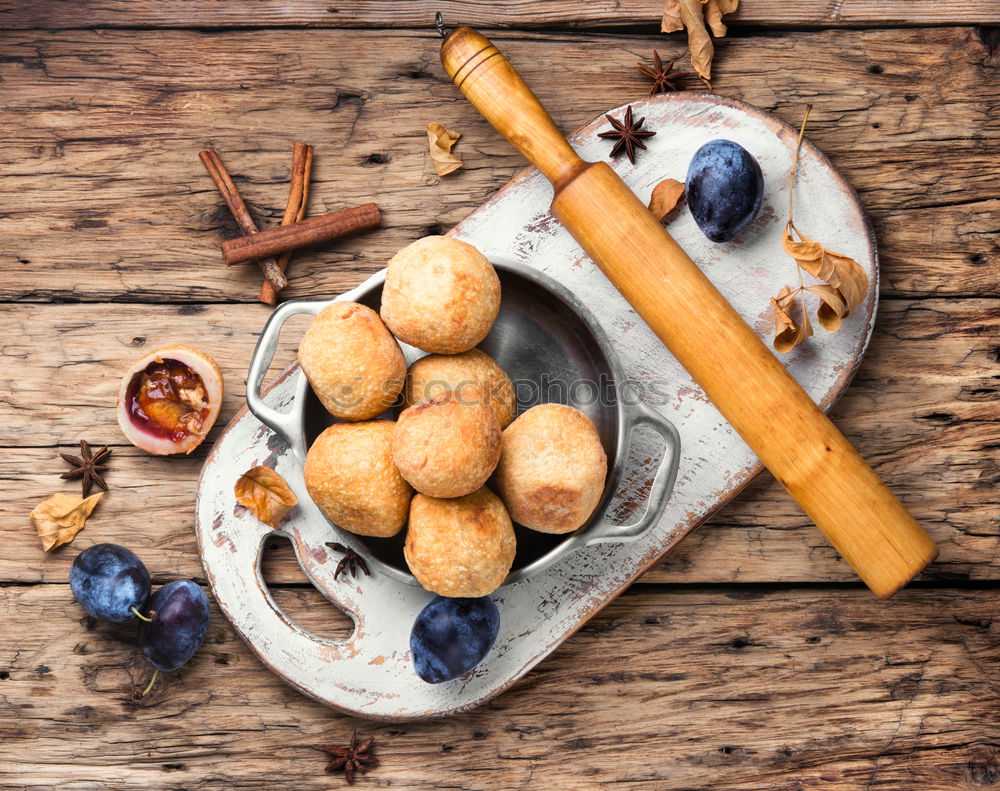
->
[678, 0, 714, 80]
[648, 178, 685, 222]
[235, 466, 298, 528]
[31, 492, 103, 551]
[772, 286, 813, 354]
[825, 249, 869, 309]
[703, 0, 728, 36]
[771, 104, 868, 351]
[805, 284, 848, 332]
[661, 0, 736, 80]
[783, 222, 869, 319]
[661, 0, 684, 32]
[426, 122, 463, 177]
[771, 288, 796, 332]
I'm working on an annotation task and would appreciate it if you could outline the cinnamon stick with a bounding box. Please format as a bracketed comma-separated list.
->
[221, 204, 382, 266]
[260, 142, 313, 305]
[198, 149, 287, 292]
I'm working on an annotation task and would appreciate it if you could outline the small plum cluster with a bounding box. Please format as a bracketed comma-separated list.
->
[69, 543, 210, 696]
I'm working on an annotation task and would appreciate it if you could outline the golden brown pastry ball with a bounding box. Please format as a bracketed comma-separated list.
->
[494, 403, 608, 534]
[404, 349, 516, 429]
[298, 301, 405, 421]
[392, 389, 501, 498]
[380, 236, 500, 354]
[404, 488, 515, 597]
[304, 421, 413, 538]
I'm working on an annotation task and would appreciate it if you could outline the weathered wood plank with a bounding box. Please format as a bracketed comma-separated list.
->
[1, 27, 997, 302]
[1, 584, 997, 789]
[3, 298, 997, 584]
[3, 0, 999, 30]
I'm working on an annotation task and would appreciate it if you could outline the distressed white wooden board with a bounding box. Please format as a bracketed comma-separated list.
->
[195, 94, 877, 720]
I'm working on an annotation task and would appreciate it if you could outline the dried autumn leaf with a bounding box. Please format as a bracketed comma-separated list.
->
[426, 122, 463, 177]
[648, 178, 685, 222]
[783, 223, 869, 318]
[772, 286, 813, 354]
[679, 0, 713, 80]
[235, 466, 298, 528]
[705, 0, 739, 35]
[805, 284, 848, 332]
[771, 288, 796, 333]
[703, 0, 727, 36]
[661, 0, 683, 32]
[661, 0, 737, 80]
[769, 105, 870, 352]
[31, 492, 103, 551]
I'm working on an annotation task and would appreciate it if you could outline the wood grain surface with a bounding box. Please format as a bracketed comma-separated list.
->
[4, 0, 999, 29]
[2, 4, 999, 789]
[1, 27, 997, 303]
[2, 585, 999, 790]
[3, 298, 997, 586]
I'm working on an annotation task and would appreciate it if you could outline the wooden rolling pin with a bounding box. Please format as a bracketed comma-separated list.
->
[440, 26, 937, 598]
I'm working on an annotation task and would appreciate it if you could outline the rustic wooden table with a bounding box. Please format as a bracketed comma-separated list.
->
[2, 2, 999, 788]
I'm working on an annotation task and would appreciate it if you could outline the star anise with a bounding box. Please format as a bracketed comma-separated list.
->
[60, 440, 111, 497]
[325, 542, 371, 581]
[598, 105, 656, 165]
[636, 50, 695, 95]
[319, 730, 376, 784]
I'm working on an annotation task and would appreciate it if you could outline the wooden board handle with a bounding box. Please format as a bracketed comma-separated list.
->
[440, 27, 938, 597]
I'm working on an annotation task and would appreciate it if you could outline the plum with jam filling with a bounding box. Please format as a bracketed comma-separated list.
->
[117, 345, 223, 454]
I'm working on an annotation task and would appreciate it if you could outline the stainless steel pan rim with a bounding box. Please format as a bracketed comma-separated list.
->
[246, 257, 681, 588]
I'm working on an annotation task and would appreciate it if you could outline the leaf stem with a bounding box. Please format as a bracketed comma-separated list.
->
[788, 104, 813, 227]
[130, 605, 155, 623]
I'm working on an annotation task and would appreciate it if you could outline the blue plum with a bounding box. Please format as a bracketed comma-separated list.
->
[686, 139, 764, 242]
[69, 543, 151, 623]
[410, 596, 500, 684]
[141, 580, 211, 672]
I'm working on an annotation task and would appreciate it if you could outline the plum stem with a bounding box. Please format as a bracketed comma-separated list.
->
[130, 606, 155, 623]
[139, 668, 159, 697]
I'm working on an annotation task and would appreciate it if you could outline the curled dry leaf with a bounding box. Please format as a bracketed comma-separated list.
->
[648, 178, 686, 222]
[806, 284, 848, 332]
[426, 122, 463, 177]
[661, 0, 738, 81]
[235, 466, 298, 528]
[783, 224, 868, 308]
[783, 224, 869, 331]
[771, 286, 813, 354]
[31, 492, 103, 551]
[770, 105, 870, 353]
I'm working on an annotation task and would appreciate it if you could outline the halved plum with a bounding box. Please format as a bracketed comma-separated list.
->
[117, 345, 223, 454]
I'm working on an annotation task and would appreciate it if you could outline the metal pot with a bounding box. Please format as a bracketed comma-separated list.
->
[247, 261, 680, 585]
[247, 258, 681, 585]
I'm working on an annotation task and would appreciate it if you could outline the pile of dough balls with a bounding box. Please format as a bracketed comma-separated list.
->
[299, 235, 608, 599]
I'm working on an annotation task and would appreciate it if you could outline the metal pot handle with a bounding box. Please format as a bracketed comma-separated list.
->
[584, 400, 681, 545]
[246, 299, 328, 461]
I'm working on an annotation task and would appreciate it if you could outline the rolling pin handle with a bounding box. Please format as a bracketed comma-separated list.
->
[440, 26, 587, 189]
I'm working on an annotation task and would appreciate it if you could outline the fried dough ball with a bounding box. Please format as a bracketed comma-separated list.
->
[404, 488, 516, 597]
[494, 403, 608, 534]
[404, 349, 516, 429]
[380, 236, 500, 354]
[304, 421, 412, 538]
[298, 301, 405, 421]
[392, 388, 502, 498]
